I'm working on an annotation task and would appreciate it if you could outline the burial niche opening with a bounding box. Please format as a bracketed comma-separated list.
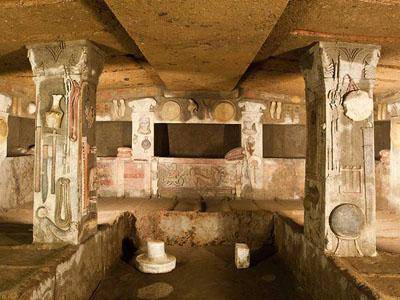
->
[96, 121, 132, 157]
[154, 123, 241, 158]
[263, 124, 306, 158]
[7, 116, 35, 157]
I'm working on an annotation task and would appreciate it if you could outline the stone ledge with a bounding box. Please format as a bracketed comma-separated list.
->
[0, 212, 135, 300]
[274, 213, 388, 300]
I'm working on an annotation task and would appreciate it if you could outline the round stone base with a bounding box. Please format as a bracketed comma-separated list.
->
[136, 254, 176, 274]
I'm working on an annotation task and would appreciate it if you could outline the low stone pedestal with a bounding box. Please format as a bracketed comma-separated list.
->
[136, 240, 176, 274]
[235, 243, 250, 269]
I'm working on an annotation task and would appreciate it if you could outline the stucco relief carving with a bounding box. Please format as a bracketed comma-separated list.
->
[158, 162, 235, 193]
[138, 116, 151, 135]
[159, 100, 181, 121]
[269, 101, 282, 120]
[211, 100, 236, 122]
[29, 40, 104, 244]
[111, 99, 126, 120]
[301, 41, 380, 257]
[239, 101, 266, 194]
[85, 103, 95, 128]
[129, 98, 156, 160]
[187, 99, 199, 118]
[329, 203, 365, 256]
[153, 97, 240, 123]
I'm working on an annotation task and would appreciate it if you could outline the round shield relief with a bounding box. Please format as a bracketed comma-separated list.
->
[329, 203, 365, 239]
[212, 101, 236, 122]
[160, 101, 181, 121]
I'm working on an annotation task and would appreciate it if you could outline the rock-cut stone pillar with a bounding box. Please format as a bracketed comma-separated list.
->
[239, 101, 266, 198]
[27, 40, 104, 244]
[301, 42, 380, 256]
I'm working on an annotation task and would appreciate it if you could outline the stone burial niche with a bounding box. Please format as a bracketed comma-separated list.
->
[97, 96, 280, 200]
[95, 90, 315, 202]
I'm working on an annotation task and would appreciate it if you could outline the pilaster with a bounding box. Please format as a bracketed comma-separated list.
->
[128, 98, 156, 196]
[239, 101, 266, 195]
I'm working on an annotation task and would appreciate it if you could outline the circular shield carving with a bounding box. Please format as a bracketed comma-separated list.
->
[160, 101, 181, 121]
[329, 203, 365, 239]
[212, 101, 236, 122]
[0, 119, 8, 143]
[343, 90, 373, 121]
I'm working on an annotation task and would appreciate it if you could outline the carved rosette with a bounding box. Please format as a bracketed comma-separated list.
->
[28, 40, 104, 244]
[301, 42, 380, 257]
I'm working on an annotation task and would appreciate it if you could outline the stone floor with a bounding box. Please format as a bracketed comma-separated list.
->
[91, 246, 309, 300]
[1, 197, 400, 298]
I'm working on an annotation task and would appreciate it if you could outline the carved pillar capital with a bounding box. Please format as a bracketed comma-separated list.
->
[239, 101, 266, 115]
[128, 97, 157, 113]
[27, 40, 104, 84]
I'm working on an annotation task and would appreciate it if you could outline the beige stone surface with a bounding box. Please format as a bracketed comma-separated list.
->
[104, 0, 288, 91]
[0, 213, 135, 300]
[0, 156, 34, 211]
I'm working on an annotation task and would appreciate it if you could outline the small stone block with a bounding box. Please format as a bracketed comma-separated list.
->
[235, 243, 250, 269]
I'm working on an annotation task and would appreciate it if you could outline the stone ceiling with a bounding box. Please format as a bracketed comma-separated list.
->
[1, 0, 400, 100]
